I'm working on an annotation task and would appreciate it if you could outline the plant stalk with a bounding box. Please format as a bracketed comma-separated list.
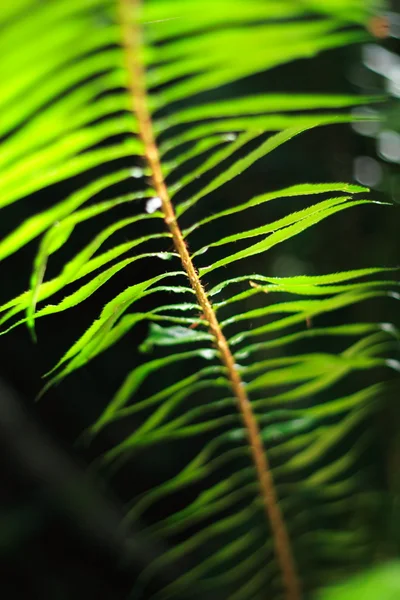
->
[118, 2, 301, 599]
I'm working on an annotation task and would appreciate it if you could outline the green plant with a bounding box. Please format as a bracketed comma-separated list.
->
[318, 561, 400, 600]
[0, 1, 398, 599]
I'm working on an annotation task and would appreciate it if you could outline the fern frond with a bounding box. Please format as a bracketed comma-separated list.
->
[0, 1, 397, 599]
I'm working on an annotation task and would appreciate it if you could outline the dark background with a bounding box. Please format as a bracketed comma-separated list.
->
[1, 3, 400, 599]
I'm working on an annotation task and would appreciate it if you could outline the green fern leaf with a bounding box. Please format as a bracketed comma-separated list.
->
[0, 1, 397, 599]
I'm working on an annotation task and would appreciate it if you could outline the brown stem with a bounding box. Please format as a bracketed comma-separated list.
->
[118, 1, 301, 599]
